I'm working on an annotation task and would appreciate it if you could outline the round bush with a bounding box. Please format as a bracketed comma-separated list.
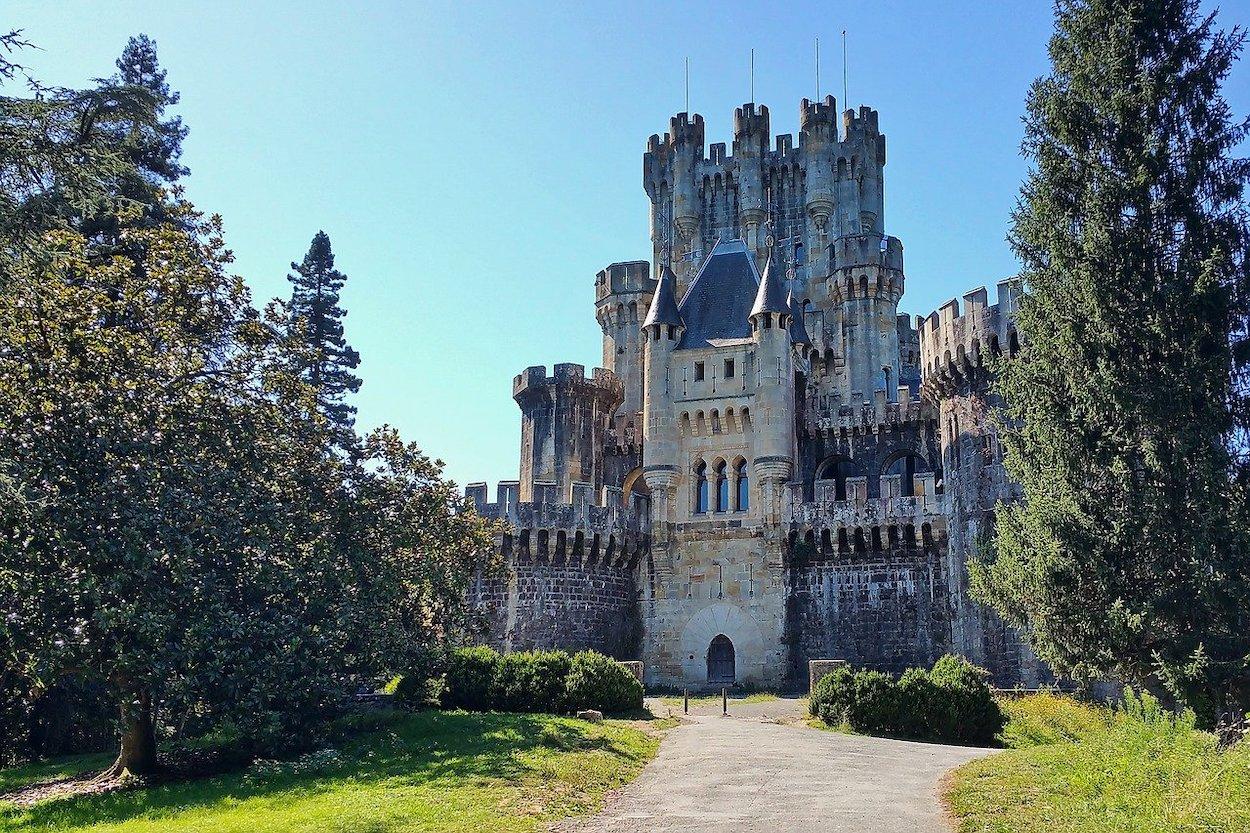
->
[810, 666, 855, 723]
[564, 651, 643, 714]
[927, 654, 1004, 745]
[845, 670, 903, 736]
[442, 646, 501, 711]
[895, 666, 941, 739]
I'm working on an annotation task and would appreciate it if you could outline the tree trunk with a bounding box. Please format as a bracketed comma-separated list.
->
[104, 688, 157, 778]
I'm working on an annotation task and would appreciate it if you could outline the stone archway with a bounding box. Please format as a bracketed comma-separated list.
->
[679, 602, 765, 685]
[707, 634, 735, 684]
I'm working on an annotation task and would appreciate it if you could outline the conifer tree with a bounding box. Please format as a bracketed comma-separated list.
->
[287, 231, 362, 447]
[112, 34, 188, 189]
[972, 0, 1250, 724]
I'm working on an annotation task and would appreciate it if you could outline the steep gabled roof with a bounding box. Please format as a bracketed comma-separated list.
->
[642, 263, 683, 329]
[676, 240, 760, 350]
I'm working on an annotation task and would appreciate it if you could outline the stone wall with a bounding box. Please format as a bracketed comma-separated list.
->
[472, 557, 641, 659]
[786, 545, 950, 678]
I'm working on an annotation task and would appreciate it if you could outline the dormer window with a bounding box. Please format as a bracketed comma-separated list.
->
[694, 361, 705, 381]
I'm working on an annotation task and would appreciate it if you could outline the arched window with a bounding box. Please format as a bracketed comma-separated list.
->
[884, 452, 925, 497]
[735, 459, 749, 511]
[715, 461, 729, 512]
[695, 462, 709, 514]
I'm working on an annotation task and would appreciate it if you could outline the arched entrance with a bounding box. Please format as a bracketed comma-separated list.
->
[706, 634, 735, 685]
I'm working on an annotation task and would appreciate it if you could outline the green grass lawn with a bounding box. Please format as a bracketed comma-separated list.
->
[0, 709, 663, 833]
[946, 693, 1250, 833]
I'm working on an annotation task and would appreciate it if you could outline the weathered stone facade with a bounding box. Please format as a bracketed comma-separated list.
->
[467, 97, 1048, 691]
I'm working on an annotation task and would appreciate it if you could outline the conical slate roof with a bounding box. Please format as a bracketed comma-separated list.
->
[788, 289, 812, 345]
[642, 263, 683, 329]
[750, 248, 790, 319]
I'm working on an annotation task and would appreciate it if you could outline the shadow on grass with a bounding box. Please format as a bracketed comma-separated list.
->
[1, 710, 645, 831]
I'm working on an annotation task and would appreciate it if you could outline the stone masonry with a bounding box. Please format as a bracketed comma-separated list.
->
[466, 96, 1049, 691]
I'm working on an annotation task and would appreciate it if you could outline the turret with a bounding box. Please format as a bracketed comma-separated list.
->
[800, 96, 838, 236]
[837, 106, 886, 236]
[640, 264, 684, 526]
[733, 103, 771, 262]
[749, 251, 796, 517]
[828, 232, 905, 402]
[513, 364, 624, 502]
[595, 260, 656, 428]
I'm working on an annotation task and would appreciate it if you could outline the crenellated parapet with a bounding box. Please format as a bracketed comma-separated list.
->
[827, 233, 905, 303]
[782, 472, 947, 556]
[918, 279, 1022, 402]
[512, 363, 623, 405]
[465, 481, 649, 570]
[804, 383, 934, 438]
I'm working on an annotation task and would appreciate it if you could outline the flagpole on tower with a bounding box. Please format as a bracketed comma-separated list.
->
[815, 37, 820, 99]
[685, 56, 689, 113]
[750, 47, 754, 102]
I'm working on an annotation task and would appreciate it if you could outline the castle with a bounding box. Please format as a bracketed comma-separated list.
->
[466, 96, 1049, 690]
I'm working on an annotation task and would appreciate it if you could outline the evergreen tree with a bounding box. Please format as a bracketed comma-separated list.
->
[287, 231, 362, 447]
[972, 0, 1250, 724]
[112, 34, 188, 188]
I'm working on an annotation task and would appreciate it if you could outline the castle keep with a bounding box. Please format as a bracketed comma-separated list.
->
[467, 97, 1048, 690]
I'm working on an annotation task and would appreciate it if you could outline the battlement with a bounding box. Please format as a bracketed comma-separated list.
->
[830, 233, 904, 273]
[800, 95, 838, 133]
[594, 260, 655, 303]
[669, 111, 705, 148]
[842, 106, 880, 139]
[918, 279, 1022, 398]
[783, 475, 947, 543]
[733, 102, 770, 140]
[465, 480, 648, 538]
[512, 364, 623, 401]
[804, 385, 932, 437]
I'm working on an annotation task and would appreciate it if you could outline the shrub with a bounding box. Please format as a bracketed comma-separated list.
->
[810, 666, 856, 723]
[814, 655, 1004, 746]
[528, 650, 573, 713]
[927, 654, 1004, 746]
[846, 670, 902, 736]
[441, 646, 501, 711]
[492, 651, 571, 713]
[565, 651, 643, 713]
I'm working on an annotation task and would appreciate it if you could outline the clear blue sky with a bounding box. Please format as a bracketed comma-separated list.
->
[11, 1, 1250, 488]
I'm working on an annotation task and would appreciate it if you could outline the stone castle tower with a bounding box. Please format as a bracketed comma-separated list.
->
[466, 96, 1047, 690]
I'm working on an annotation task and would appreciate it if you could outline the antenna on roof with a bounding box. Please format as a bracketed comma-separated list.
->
[842, 30, 849, 110]
[684, 56, 689, 113]
[749, 47, 754, 103]
[815, 37, 820, 99]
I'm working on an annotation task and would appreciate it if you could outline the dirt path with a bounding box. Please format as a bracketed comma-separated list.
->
[560, 697, 993, 833]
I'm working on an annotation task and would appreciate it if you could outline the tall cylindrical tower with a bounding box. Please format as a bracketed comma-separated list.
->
[640, 265, 684, 526]
[828, 233, 905, 403]
[733, 103, 770, 264]
[513, 364, 624, 502]
[749, 251, 796, 520]
[595, 261, 656, 430]
[800, 95, 838, 280]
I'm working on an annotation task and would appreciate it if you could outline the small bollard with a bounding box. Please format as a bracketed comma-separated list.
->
[683, 688, 689, 714]
[722, 687, 727, 716]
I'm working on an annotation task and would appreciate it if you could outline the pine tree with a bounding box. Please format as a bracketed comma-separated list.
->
[971, 0, 1250, 724]
[287, 231, 362, 447]
[112, 34, 188, 188]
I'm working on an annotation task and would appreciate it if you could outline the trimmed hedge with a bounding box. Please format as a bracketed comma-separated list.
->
[426, 646, 641, 715]
[565, 650, 644, 713]
[810, 654, 1005, 746]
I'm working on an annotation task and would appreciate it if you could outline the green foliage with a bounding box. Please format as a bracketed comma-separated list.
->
[814, 656, 1005, 746]
[565, 651, 644, 714]
[438, 648, 639, 716]
[442, 647, 502, 711]
[947, 689, 1250, 832]
[808, 666, 855, 722]
[0, 39, 500, 773]
[845, 671, 901, 736]
[0, 710, 661, 833]
[286, 231, 362, 449]
[975, 0, 1250, 725]
[998, 692, 1111, 749]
